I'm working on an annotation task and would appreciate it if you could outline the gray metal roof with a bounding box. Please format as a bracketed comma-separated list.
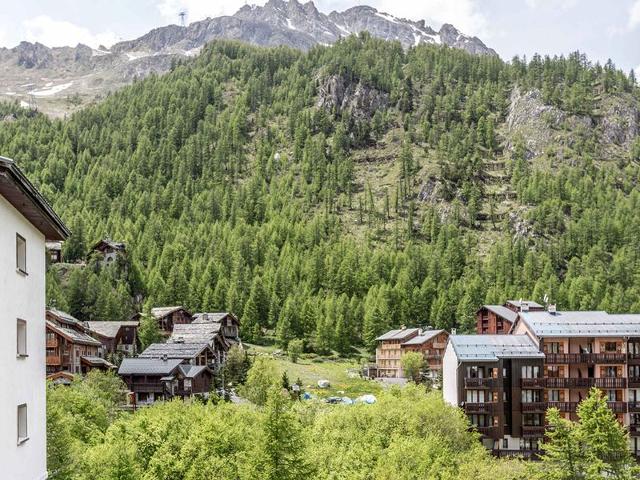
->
[118, 358, 182, 375]
[86, 321, 139, 338]
[402, 330, 445, 345]
[519, 311, 640, 337]
[506, 300, 543, 309]
[80, 356, 116, 368]
[139, 342, 210, 359]
[192, 312, 228, 324]
[48, 308, 82, 327]
[483, 305, 518, 323]
[449, 334, 544, 361]
[376, 328, 420, 341]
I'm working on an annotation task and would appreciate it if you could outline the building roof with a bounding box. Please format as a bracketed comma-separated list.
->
[376, 328, 420, 342]
[402, 330, 446, 345]
[171, 322, 222, 343]
[47, 308, 83, 328]
[92, 239, 126, 252]
[0, 156, 69, 241]
[118, 357, 182, 376]
[80, 356, 116, 368]
[139, 342, 210, 359]
[85, 321, 139, 338]
[448, 334, 544, 361]
[482, 305, 518, 323]
[178, 364, 209, 378]
[46, 321, 102, 347]
[151, 306, 190, 319]
[46, 241, 62, 250]
[506, 300, 544, 309]
[192, 312, 229, 324]
[518, 310, 640, 337]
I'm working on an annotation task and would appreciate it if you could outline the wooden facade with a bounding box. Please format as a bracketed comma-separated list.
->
[476, 301, 544, 335]
[148, 306, 193, 335]
[401, 330, 449, 380]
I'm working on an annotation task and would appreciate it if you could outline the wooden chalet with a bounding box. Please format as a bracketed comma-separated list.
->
[138, 342, 216, 367]
[85, 320, 139, 356]
[171, 322, 231, 367]
[145, 306, 193, 335]
[400, 329, 449, 381]
[476, 300, 544, 335]
[45, 241, 63, 264]
[46, 309, 115, 375]
[91, 238, 126, 264]
[192, 312, 240, 342]
[118, 357, 213, 405]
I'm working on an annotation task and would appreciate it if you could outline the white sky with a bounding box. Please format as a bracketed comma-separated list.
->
[0, 0, 639, 74]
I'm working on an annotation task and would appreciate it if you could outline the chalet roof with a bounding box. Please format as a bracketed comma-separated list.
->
[118, 357, 182, 376]
[0, 156, 69, 241]
[192, 312, 239, 326]
[506, 300, 544, 309]
[47, 371, 75, 385]
[482, 305, 518, 323]
[85, 321, 139, 338]
[402, 330, 446, 346]
[80, 356, 116, 368]
[46, 320, 102, 347]
[151, 306, 191, 319]
[139, 342, 210, 359]
[448, 334, 544, 361]
[518, 311, 640, 337]
[92, 239, 126, 252]
[171, 322, 222, 343]
[47, 308, 83, 328]
[46, 241, 62, 250]
[376, 328, 420, 342]
[178, 364, 209, 378]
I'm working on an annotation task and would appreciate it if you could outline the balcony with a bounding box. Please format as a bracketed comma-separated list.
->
[521, 378, 545, 388]
[629, 377, 640, 388]
[629, 402, 640, 413]
[629, 425, 640, 437]
[522, 426, 546, 438]
[492, 449, 542, 460]
[595, 378, 627, 389]
[521, 402, 547, 412]
[628, 353, 640, 364]
[547, 402, 578, 412]
[607, 402, 627, 413]
[464, 378, 498, 388]
[46, 355, 61, 366]
[46, 338, 58, 348]
[545, 353, 626, 364]
[464, 402, 498, 414]
[475, 426, 499, 437]
[544, 377, 626, 389]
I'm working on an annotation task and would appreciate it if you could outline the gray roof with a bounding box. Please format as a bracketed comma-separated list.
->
[151, 306, 189, 319]
[86, 321, 139, 338]
[171, 322, 222, 344]
[192, 312, 228, 324]
[402, 330, 446, 345]
[118, 357, 182, 375]
[139, 342, 210, 359]
[48, 308, 82, 327]
[80, 356, 116, 368]
[449, 334, 544, 361]
[518, 311, 640, 337]
[47, 321, 102, 347]
[506, 300, 544, 309]
[376, 328, 420, 341]
[483, 305, 518, 323]
[178, 364, 209, 378]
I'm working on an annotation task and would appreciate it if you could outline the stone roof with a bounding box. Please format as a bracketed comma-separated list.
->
[448, 334, 544, 361]
[85, 321, 139, 338]
[80, 356, 116, 368]
[151, 306, 190, 319]
[118, 357, 182, 376]
[139, 342, 210, 359]
[47, 308, 83, 327]
[46, 321, 102, 347]
[171, 322, 222, 344]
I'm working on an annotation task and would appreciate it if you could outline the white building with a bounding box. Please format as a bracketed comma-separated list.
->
[0, 157, 69, 480]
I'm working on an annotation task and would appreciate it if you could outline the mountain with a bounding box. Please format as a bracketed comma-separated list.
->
[0, 0, 495, 117]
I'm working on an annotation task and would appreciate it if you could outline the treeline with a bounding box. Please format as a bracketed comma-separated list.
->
[0, 34, 639, 353]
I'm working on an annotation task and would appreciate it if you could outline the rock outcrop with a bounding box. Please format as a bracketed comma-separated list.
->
[317, 74, 389, 119]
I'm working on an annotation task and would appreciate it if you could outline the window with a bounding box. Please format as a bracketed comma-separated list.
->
[523, 413, 543, 426]
[16, 234, 27, 274]
[184, 379, 192, 390]
[522, 390, 541, 403]
[521, 365, 540, 378]
[17, 404, 28, 444]
[604, 342, 617, 353]
[502, 439, 508, 449]
[630, 366, 640, 378]
[606, 390, 618, 402]
[548, 390, 561, 402]
[520, 438, 539, 450]
[16, 319, 27, 357]
[466, 390, 486, 403]
[546, 342, 561, 354]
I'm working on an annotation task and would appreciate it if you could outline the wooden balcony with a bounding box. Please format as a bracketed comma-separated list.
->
[628, 353, 640, 364]
[464, 378, 498, 388]
[522, 426, 546, 438]
[521, 378, 545, 388]
[607, 402, 627, 413]
[492, 449, 542, 460]
[46, 338, 58, 347]
[595, 377, 627, 389]
[545, 353, 626, 364]
[629, 402, 640, 413]
[128, 383, 166, 393]
[629, 425, 640, 437]
[46, 355, 61, 366]
[547, 402, 577, 412]
[629, 377, 640, 388]
[544, 377, 626, 389]
[521, 402, 547, 412]
[475, 426, 499, 437]
[464, 402, 498, 414]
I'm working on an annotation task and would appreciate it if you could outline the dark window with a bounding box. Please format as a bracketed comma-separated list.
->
[17, 404, 28, 444]
[17, 319, 27, 357]
[16, 234, 27, 273]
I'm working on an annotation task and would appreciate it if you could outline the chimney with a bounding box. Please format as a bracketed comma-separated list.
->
[451, 328, 457, 335]
[162, 354, 168, 362]
[521, 301, 529, 312]
[400, 325, 406, 330]
[548, 304, 557, 315]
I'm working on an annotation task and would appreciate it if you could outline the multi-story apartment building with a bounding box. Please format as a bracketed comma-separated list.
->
[0, 156, 69, 480]
[476, 300, 544, 334]
[443, 334, 546, 458]
[445, 306, 640, 458]
[375, 327, 448, 379]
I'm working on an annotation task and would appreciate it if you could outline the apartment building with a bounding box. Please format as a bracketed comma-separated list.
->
[0, 157, 69, 480]
[443, 335, 546, 458]
[476, 300, 544, 334]
[375, 327, 448, 379]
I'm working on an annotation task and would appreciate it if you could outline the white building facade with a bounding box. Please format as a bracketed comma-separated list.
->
[0, 157, 69, 480]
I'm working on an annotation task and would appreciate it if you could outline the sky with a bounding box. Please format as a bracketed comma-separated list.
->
[0, 0, 639, 75]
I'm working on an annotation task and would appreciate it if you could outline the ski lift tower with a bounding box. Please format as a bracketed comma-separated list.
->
[178, 10, 187, 26]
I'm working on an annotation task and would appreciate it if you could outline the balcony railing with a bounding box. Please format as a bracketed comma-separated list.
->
[595, 378, 627, 389]
[521, 402, 547, 412]
[607, 402, 627, 413]
[521, 378, 546, 388]
[46, 338, 58, 347]
[475, 426, 498, 437]
[545, 353, 626, 364]
[46, 355, 61, 365]
[522, 426, 546, 437]
[629, 377, 640, 388]
[547, 402, 577, 412]
[629, 425, 640, 436]
[492, 449, 542, 460]
[464, 378, 498, 388]
[464, 402, 498, 414]
[544, 377, 626, 389]
[629, 402, 640, 412]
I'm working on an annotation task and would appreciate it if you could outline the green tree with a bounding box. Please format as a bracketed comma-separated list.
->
[138, 313, 163, 351]
[239, 357, 277, 406]
[400, 351, 427, 384]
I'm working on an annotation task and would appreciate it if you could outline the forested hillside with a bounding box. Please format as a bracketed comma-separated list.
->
[1, 34, 639, 352]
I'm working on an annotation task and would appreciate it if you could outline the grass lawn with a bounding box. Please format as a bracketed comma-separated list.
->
[245, 343, 383, 399]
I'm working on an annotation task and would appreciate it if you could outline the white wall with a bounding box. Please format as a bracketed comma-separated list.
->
[0, 194, 48, 480]
[442, 341, 459, 406]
